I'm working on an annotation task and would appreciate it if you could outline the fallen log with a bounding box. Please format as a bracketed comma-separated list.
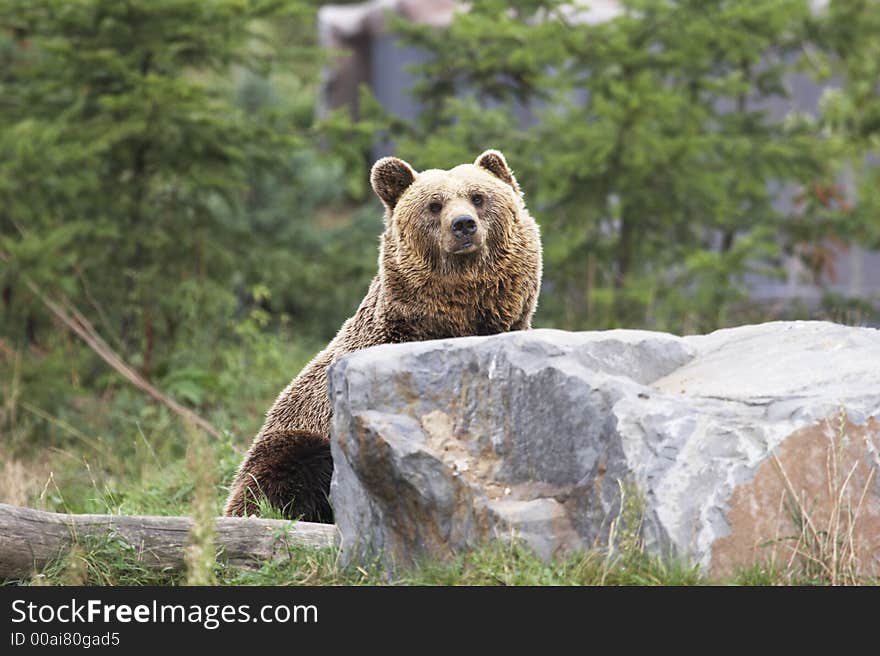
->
[0, 503, 337, 581]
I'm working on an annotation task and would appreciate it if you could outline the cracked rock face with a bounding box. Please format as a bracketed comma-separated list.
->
[328, 322, 880, 575]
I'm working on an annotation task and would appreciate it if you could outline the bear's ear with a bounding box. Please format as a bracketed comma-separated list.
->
[475, 149, 520, 194]
[371, 157, 417, 211]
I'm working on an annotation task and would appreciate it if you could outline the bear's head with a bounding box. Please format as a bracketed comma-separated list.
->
[371, 150, 533, 279]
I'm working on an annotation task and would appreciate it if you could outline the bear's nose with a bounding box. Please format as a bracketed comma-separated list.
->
[451, 215, 477, 238]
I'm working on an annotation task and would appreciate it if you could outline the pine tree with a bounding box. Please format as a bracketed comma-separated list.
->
[386, 0, 832, 332]
[0, 0, 306, 377]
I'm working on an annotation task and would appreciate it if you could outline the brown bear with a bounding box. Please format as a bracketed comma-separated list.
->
[224, 149, 542, 522]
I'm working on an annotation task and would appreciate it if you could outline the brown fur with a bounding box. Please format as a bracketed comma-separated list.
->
[224, 150, 542, 521]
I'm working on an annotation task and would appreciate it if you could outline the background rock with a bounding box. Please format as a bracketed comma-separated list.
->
[329, 322, 880, 577]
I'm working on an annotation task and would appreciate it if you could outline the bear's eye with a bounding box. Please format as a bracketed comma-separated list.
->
[428, 201, 443, 214]
[471, 193, 484, 208]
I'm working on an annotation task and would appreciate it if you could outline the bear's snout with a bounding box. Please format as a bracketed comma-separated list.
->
[446, 213, 483, 255]
[451, 215, 477, 238]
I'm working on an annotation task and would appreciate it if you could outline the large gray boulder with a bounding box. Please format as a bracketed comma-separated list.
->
[328, 321, 880, 577]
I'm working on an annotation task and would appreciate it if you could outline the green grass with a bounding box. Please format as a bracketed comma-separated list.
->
[0, 329, 319, 518]
[23, 534, 186, 587]
[14, 531, 869, 587]
[0, 534, 726, 586]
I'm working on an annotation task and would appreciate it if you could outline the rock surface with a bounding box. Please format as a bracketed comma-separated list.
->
[328, 321, 880, 576]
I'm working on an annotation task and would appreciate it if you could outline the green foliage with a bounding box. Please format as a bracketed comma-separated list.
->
[384, 0, 859, 332]
[0, 0, 297, 377]
[808, 0, 880, 252]
[0, 0, 381, 445]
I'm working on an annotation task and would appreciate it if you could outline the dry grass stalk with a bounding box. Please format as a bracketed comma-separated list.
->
[771, 408, 875, 585]
[184, 423, 218, 585]
[20, 275, 221, 439]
